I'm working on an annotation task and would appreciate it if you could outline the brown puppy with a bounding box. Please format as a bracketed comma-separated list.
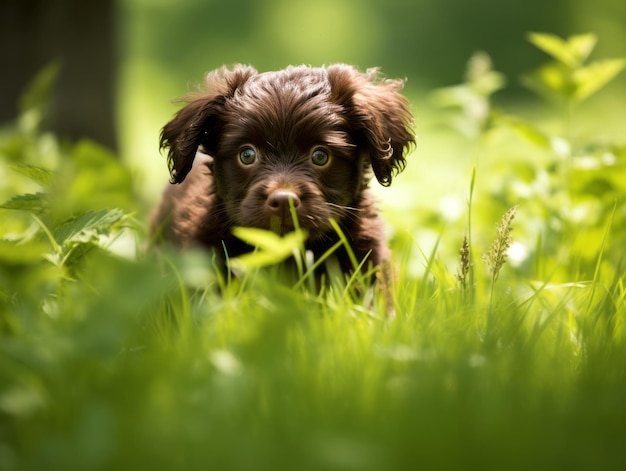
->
[152, 64, 414, 288]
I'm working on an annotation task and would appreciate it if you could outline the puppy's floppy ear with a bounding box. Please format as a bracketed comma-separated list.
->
[160, 65, 257, 183]
[327, 65, 415, 187]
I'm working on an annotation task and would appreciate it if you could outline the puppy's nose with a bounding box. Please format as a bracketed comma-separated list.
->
[266, 190, 301, 213]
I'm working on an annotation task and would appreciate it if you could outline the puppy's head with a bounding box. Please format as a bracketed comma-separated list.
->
[160, 64, 415, 238]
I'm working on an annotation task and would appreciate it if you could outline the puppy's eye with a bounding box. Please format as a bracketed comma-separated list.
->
[311, 149, 330, 167]
[239, 147, 257, 165]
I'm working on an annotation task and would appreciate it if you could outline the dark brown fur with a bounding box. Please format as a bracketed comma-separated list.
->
[151, 64, 414, 282]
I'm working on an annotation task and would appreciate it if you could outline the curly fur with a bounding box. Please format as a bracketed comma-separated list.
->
[152, 64, 415, 279]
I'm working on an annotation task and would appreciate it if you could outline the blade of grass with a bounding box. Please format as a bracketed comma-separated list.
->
[467, 165, 477, 303]
[585, 201, 617, 325]
[328, 219, 359, 270]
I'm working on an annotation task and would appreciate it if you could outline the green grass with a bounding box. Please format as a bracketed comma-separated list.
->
[2, 234, 625, 470]
[1, 33, 626, 470]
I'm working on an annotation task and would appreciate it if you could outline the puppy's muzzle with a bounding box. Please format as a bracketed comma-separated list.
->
[266, 189, 301, 233]
[266, 190, 300, 214]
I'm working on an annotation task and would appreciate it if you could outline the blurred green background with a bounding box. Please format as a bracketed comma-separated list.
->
[3, 0, 625, 201]
[2, 4, 626, 470]
[115, 0, 626, 195]
[2, 0, 625, 275]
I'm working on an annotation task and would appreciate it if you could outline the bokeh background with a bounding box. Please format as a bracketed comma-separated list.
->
[2, 0, 625, 205]
[117, 0, 626, 192]
[2, 5, 626, 468]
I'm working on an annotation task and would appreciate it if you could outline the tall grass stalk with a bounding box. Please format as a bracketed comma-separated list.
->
[483, 205, 518, 321]
[458, 166, 477, 303]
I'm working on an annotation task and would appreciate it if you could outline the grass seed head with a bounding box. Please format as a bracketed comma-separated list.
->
[483, 205, 518, 281]
[456, 234, 471, 290]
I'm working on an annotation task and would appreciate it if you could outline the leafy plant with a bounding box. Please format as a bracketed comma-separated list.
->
[434, 33, 625, 289]
[523, 32, 626, 108]
[1, 34, 626, 471]
[431, 51, 506, 138]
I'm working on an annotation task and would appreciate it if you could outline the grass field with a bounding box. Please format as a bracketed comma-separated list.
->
[1, 33, 626, 470]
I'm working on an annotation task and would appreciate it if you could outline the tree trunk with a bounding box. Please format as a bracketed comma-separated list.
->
[0, 0, 118, 151]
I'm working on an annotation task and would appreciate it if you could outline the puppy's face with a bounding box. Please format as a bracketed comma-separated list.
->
[212, 73, 367, 237]
[161, 65, 415, 240]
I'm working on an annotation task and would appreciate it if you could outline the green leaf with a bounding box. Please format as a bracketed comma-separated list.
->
[53, 209, 126, 246]
[573, 59, 626, 102]
[528, 32, 577, 67]
[230, 227, 307, 271]
[18, 62, 60, 115]
[231, 227, 290, 253]
[0, 193, 47, 213]
[521, 63, 571, 102]
[230, 250, 290, 272]
[567, 33, 598, 65]
[527, 32, 597, 68]
[9, 164, 54, 186]
[466, 51, 507, 95]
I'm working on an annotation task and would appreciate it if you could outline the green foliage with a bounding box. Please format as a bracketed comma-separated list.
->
[431, 32, 626, 288]
[229, 226, 308, 273]
[431, 52, 506, 138]
[1, 34, 626, 470]
[524, 32, 626, 105]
